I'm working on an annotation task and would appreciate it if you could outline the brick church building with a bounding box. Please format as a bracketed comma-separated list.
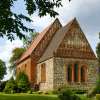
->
[16, 18, 98, 91]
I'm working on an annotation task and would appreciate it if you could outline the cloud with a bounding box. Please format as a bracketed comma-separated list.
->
[31, 0, 100, 53]
[0, 39, 23, 80]
[0, 40, 23, 62]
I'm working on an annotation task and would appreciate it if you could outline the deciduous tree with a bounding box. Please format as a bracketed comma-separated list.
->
[0, 59, 6, 81]
[0, 0, 71, 41]
[23, 32, 38, 48]
[9, 48, 26, 73]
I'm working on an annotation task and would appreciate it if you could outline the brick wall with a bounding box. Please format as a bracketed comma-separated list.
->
[16, 58, 33, 82]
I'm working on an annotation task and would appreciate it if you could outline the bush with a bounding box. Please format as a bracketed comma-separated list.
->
[52, 89, 59, 94]
[27, 89, 33, 94]
[3, 77, 17, 94]
[88, 86, 100, 97]
[37, 91, 43, 94]
[72, 95, 81, 100]
[16, 72, 30, 92]
[88, 80, 100, 97]
[52, 85, 69, 94]
[74, 89, 87, 94]
[0, 81, 7, 92]
[96, 94, 100, 100]
[58, 88, 81, 100]
[34, 84, 39, 91]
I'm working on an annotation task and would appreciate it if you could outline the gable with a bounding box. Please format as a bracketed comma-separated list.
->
[38, 18, 96, 63]
[38, 18, 75, 62]
[55, 18, 96, 59]
[17, 18, 62, 64]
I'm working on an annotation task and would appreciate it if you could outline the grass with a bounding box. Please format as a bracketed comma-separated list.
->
[0, 93, 59, 100]
[0, 93, 96, 100]
[79, 95, 96, 100]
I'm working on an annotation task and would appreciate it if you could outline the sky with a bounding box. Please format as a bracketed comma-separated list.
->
[0, 0, 100, 80]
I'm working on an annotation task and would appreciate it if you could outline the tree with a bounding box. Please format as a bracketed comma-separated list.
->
[96, 33, 100, 79]
[90, 33, 100, 96]
[0, 81, 7, 92]
[3, 77, 17, 94]
[16, 72, 29, 92]
[22, 32, 38, 48]
[0, 59, 6, 81]
[0, 0, 71, 41]
[96, 34, 100, 92]
[9, 47, 26, 73]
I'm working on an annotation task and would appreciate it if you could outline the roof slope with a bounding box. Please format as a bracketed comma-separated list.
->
[17, 18, 62, 64]
[38, 18, 96, 63]
[38, 18, 74, 62]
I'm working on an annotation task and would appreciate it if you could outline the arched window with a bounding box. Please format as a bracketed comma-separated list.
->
[74, 63, 78, 82]
[81, 66, 86, 82]
[41, 63, 46, 82]
[67, 64, 72, 82]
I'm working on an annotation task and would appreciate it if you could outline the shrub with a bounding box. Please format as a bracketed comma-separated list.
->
[96, 94, 100, 100]
[88, 80, 100, 97]
[16, 72, 30, 92]
[74, 89, 87, 94]
[34, 84, 39, 91]
[72, 95, 81, 100]
[52, 85, 68, 94]
[0, 81, 7, 92]
[27, 89, 33, 94]
[37, 91, 43, 94]
[3, 77, 17, 94]
[58, 88, 81, 100]
[52, 89, 60, 94]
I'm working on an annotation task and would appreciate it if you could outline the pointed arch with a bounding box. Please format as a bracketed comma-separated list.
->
[80, 65, 87, 82]
[67, 64, 72, 82]
[74, 63, 79, 82]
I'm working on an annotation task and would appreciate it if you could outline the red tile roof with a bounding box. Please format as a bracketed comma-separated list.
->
[17, 21, 53, 64]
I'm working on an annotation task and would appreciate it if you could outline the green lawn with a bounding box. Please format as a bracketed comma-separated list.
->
[80, 95, 96, 100]
[0, 93, 96, 100]
[0, 93, 59, 100]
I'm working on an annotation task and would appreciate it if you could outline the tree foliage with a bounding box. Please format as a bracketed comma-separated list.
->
[22, 32, 38, 48]
[96, 33, 100, 78]
[0, 59, 6, 81]
[91, 33, 100, 96]
[10, 48, 26, 64]
[9, 47, 26, 72]
[96, 43, 100, 64]
[0, 81, 7, 92]
[16, 72, 29, 92]
[0, 0, 71, 41]
[58, 88, 81, 100]
[3, 77, 17, 94]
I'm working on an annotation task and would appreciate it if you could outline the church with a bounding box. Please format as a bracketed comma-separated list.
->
[16, 18, 98, 91]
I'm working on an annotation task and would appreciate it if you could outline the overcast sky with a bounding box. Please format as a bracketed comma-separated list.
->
[0, 0, 100, 80]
